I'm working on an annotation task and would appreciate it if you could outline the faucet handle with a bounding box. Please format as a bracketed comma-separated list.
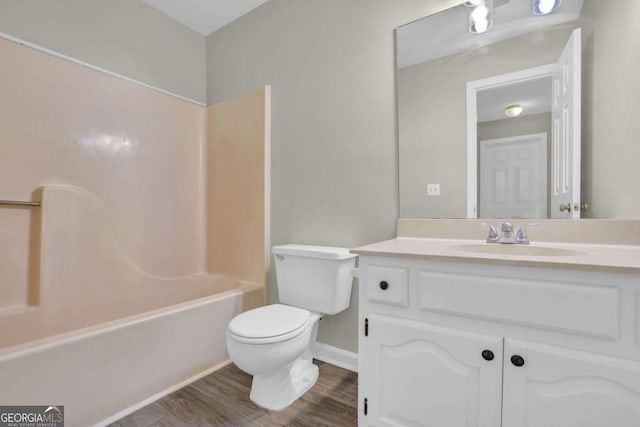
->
[480, 222, 499, 242]
[515, 223, 540, 244]
[501, 222, 514, 233]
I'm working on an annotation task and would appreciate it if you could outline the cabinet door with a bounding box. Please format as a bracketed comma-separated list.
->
[362, 314, 503, 427]
[503, 339, 640, 427]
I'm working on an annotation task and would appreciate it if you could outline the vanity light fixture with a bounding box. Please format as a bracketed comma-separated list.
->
[504, 104, 524, 118]
[533, 0, 561, 15]
[463, 0, 483, 6]
[469, 0, 494, 34]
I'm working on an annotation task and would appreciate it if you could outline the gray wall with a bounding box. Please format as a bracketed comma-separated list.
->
[398, 27, 572, 218]
[206, 0, 459, 353]
[0, 0, 206, 103]
[580, 0, 640, 219]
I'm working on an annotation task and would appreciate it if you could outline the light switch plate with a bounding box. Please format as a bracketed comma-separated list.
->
[427, 183, 440, 196]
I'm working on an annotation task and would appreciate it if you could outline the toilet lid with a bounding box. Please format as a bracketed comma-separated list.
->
[228, 304, 311, 340]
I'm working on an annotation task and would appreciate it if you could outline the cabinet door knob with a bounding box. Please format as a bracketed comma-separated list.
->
[511, 355, 525, 367]
[379, 281, 389, 290]
[481, 350, 494, 361]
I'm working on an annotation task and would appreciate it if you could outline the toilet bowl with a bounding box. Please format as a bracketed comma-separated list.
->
[226, 304, 321, 411]
[226, 244, 357, 411]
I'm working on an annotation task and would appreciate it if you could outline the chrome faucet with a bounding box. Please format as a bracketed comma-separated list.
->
[482, 222, 538, 245]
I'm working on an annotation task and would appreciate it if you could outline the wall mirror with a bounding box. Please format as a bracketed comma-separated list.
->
[397, 0, 640, 219]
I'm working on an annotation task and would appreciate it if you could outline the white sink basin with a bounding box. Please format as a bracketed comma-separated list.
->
[452, 244, 585, 257]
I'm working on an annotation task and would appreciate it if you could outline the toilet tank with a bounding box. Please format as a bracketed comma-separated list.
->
[272, 245, 357, 315]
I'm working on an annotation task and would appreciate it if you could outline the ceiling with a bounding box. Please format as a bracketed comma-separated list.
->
[477, 75, 552, 122]
[397, 0, 584, 68]
[141, 0, 269, 36]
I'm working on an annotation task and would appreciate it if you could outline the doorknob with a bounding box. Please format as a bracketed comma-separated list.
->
[559, 203, 572, 212]
[580, 203, 589, 212]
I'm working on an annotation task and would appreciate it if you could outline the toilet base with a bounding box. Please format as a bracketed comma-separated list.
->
[249, 350, 319, 411]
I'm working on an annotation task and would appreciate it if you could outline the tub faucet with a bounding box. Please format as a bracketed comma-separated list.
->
[482, 222, 538, 244]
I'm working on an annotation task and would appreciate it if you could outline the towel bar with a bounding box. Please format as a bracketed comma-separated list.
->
[0, 200, 41, 207]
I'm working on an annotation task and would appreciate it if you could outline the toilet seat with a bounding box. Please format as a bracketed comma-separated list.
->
[228, 304, 312, 344]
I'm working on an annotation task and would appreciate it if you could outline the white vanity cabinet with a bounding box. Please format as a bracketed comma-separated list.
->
[357, 255, 640, 427]
[363, 314, 503, 426]
[502, 339, 640, 427]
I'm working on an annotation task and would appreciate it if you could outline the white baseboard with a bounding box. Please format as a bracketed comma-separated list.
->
[312, 342, 358, 373]
[95, 360, 232, 427]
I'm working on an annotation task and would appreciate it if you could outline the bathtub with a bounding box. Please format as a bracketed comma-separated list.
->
[0, 187, 264, 426]
[0, 277, 247, 426]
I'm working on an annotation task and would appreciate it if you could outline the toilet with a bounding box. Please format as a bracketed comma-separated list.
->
[226, 244, 357, 411]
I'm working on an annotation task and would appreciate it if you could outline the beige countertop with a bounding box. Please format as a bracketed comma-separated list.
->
[351, 238, 640, 273]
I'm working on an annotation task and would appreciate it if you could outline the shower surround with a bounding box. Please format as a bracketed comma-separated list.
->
[0, 36, 269, 426]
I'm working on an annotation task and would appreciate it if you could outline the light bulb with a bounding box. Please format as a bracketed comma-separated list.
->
[538, 0, 555, 13]
[504, 104, 524, 118]
[533, 0, 561, 15]
[471, 5, 489, 21]
[469, 1, 493, 35]
[473, 19, 490, 33]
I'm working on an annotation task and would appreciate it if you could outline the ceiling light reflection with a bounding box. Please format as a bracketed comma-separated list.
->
[80, 134, 135, 155]
[469, 1, 493, 34]
[533, 0, 561, 15]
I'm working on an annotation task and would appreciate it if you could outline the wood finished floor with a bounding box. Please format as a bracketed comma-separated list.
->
[110, 361, 358, 427]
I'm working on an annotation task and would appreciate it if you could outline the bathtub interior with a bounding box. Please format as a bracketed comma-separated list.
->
[0, 186, 250, 352]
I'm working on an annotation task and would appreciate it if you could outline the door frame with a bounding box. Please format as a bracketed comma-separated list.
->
[466, 64, 555, 218]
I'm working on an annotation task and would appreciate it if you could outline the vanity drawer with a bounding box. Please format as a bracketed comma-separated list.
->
[416, 267, 620, 340]
[366, 265, 408, 306]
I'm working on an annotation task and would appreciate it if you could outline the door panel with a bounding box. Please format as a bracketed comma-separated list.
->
[503, 339, 640, 427]
[551, 28, 581, 218]
[480, 133, 547, 218]
[363, 315, 503, 427]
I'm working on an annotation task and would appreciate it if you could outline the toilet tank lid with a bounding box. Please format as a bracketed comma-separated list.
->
[273, 244, 357, 260]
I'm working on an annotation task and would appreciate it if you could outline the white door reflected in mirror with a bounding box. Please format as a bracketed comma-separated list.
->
[550, 28, 581, 219]
[480, 134, 547, 218]
[467, 28, 582, 219]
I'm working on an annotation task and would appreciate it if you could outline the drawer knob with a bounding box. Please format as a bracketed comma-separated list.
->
[511, 355, 525, 367]
[379, 281, 389, 290]
[481, 350, 494, 361]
